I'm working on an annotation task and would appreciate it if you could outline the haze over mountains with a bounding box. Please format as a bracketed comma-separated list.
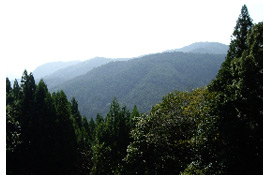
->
[33, 60, 81, 79]
[33, 42, 228, 89]
[31, 42, 228, 119]
[165, 42, 229, 54]
[35, 57, 129, 88]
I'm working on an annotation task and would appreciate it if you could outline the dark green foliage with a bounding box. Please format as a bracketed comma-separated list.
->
[88, 117, 96, 143]
[71, 97, 82, 128]
[131, 105, 140, 119]
[50, 90, 78, 174]
[7, 73, 80, 174]
[90, 98, 135, 174]
[7, 77, 140, 175]
[6, 78, 12, 94]
[6, 78, 13, 107]
[211, 5, 253, 93]
[124, 89, 215, 174]
[6, 102, 22, 174]
[227, 4, 253, 59]
[124, 5, 262, 175]
[207, 6, 262, 174]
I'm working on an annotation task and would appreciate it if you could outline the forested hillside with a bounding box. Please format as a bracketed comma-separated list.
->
[52, 52, 225, 119]
[32, 60, 81, 79]
[166, 42, 229, 54]
[6, 5, 262, 175]
[36, 57, 129, 89]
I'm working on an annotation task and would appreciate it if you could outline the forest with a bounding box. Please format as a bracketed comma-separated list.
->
[6, 5, 262, 175]
[52, 52, 225, 119]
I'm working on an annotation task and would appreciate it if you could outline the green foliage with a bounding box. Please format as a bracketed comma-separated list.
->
[228, 4, 253, 59]
[207, 6, 262, 174]
[131, 105, 140, 119]
[90, 98, 135, 174]
[7, 72, 81, 174]
[125, 89, 214, 174]
[91, 142, 113, 174]
[124, 5, 262, 175]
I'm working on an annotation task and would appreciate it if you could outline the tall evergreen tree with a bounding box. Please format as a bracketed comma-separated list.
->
[12, 79, 21, 100]
[30, 79, 57, 174]
[227, 4, 253, 59]
[211, 4, 253, 92]
[18, 70, 36, 174]
[6, 78, 13, 106]
[51, 90, 77, 174]
[90, 98, 133, 174]
[6, 79, 22, 174]
[71, 97, 82, 128]
[6, 78, 12, 94]
[208, 5, 262, 174]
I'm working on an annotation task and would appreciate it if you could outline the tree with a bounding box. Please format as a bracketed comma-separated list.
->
[12, 79, 21, 100]
[125, 89, 213, 174]
[232, 22, 263, 174]
[89, 117, 96, 143]
[29, 79, 57, 174]
[6, 78, 12, 95]
[6, 95, 22, 174]
[6, 71, 88, 174]
[71, 97, 82, 128]
[51, 90, 77, 174]
[228, 4, 253, 59]
[90, 98, 133, 174]
[211, 5, 253, 93]
[16, 70, 36, 174]
[208, 5, 262, 174]
[6, 78, 22, 174]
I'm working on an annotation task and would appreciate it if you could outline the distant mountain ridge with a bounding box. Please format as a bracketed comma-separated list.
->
[30, 42, 227, 119]
[32, 60, 81, 79]
[166, 42, 229, 54]
[51, 51, 226, 119]
[41, 57, 129, 89]
[32, 42, 228, 88]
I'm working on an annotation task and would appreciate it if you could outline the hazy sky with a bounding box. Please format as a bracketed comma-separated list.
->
[0, 0, 264, 79]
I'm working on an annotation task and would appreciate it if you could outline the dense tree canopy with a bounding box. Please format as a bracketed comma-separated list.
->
[208, 21, 263, 174]
[6, 73, 139, 174]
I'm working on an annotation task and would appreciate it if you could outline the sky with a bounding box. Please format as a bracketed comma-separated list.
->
[0, 0, 264, 79]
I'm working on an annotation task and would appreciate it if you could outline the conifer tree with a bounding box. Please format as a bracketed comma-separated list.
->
[51, 90, 77, 174]
[211, 4, 253, 92]
[208, 5, 262, 174]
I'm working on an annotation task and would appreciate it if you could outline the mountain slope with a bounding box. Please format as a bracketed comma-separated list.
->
[52, 52, 225, 119]
[32, 60, 81, 79]
[42, 57, 129, 89]
[166, 42, 229, 54]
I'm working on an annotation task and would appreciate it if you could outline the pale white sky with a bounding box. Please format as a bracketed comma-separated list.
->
[0, 0, 264, 79]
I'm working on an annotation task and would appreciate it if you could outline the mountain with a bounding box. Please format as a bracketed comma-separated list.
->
[41, 57, 129, 89]
[166, 42, 229, 54]
[32, 60, 81, 79]
[51, 51, 226, 119]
